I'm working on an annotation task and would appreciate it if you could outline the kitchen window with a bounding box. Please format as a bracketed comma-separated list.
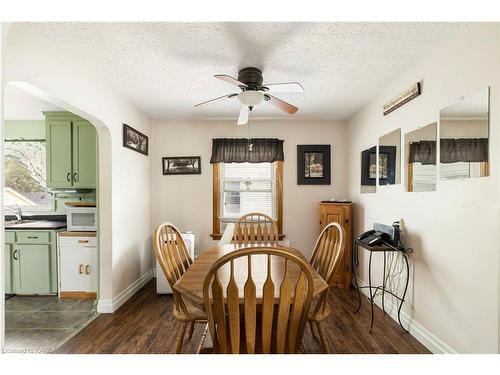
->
[212, 161, 283, 239]
[4, 140, 53, 211]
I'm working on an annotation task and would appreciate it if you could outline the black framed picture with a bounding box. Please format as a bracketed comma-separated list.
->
[162, 156, 201, 175]
[361, 146, 377, 186]
[297, 145, 331, 185]
[378, 145, 397, 185]
[123, 124, 149, 156]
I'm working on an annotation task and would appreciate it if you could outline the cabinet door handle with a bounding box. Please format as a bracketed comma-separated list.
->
[27, 236, 39, 239]
[13, 250, 18, 260]
[67, 172, 71, 182]
[79, 264, 84, 274]
[73, 172, 78, 182]
[78, 240, 89, 243]
[85, 265, 90, 275]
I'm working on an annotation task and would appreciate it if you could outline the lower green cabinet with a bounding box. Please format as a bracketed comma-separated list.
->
[5, 244, 13, 294]
[13, 244, 52, 295]
[5, 230, 59, 295]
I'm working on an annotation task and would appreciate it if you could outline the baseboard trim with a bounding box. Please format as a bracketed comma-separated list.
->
[356, 278, 456, 354]
[97, 269, 154, 313]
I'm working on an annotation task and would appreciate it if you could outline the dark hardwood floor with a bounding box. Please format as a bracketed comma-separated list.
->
[56, 279, 430, 354]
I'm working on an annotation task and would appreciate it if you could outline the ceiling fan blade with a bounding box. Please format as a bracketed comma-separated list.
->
[194, 93, 238, 107]
[263, 82, 304, 93]
[266, 94, 298, 114]
[214, 74, 248, 88]
[237, 105, 250, 125]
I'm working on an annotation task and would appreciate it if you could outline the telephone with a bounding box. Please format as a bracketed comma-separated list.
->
[357, 230, 391, 246]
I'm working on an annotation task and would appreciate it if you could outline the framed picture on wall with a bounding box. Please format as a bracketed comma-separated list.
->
[162, 156, 201, 175]
[378, 145, 397, 185]
[361, 146, 376, 186]
[297, 145, 331, 185]
[123, 124, 149, 156]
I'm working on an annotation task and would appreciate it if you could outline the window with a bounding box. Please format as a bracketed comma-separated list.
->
[411, 162, 436, 192]
[212, 161, 283, 239]
[440, 161, 484, 180]
[4, 140, 53, 210]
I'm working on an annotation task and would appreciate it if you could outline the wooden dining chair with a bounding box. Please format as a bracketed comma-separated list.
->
[308, 222, 346, 353]
[202, 246, 314, 354]
[153, 222, 206, 353]
[233, 212, 279, 244]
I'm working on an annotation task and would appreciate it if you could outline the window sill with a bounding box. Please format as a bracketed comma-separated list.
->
[210, 233, 286, 241]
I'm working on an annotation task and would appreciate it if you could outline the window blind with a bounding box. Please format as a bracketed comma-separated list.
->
[219, 162, 277, 221]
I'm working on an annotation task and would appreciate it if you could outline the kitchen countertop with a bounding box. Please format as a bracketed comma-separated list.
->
[4, 220, 67, 230]
[58, 231, 96, 237]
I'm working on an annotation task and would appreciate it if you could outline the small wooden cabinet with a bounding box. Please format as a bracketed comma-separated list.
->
[319, 202, 353, 289]
[58, 233, 98, 299]
[44, 112, 97, 189]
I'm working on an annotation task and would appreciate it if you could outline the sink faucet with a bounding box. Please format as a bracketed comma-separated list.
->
[5, 204, 22, 221]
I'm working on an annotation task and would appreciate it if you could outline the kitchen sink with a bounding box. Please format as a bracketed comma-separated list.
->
[5, 219, 34, 225]
[5, 219, 44, 228]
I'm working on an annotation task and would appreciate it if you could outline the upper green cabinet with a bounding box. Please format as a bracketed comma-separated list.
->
[45, 112, 97, 189]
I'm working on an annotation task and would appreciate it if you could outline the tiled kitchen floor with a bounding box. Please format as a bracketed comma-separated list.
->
[4, 296, 98, 353]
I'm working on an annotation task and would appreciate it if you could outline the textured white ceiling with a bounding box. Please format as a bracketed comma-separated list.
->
[5, 84, 61, 120]
[26, 22, 468, 121]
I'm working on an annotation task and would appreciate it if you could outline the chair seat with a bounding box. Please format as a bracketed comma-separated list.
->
[309, 300, 331, 322]
[173, 298, 207, 322]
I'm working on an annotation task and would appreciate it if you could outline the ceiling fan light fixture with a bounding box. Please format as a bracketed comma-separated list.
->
[238, 90, 264, 107]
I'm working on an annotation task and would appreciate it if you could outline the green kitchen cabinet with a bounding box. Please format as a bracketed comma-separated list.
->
[72, 120, 97, 188]
[6, 229, 60, 295]
[13, 244, 52, 295]
[46, 119, 73, 188]
[44, 112, 97, 189]
[5, 244, 13, 294]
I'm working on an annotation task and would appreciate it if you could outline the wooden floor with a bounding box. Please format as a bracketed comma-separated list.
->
[56, 279, 430, 354]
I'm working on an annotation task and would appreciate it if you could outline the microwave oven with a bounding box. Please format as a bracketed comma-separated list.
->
[66, 206, 97, 231]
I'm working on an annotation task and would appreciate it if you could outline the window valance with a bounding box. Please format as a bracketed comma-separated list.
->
[210, 138, 284, 164]
[440, 138, 488, 164]
[409, 138, 488, 165]
[409, 140, 436, 165]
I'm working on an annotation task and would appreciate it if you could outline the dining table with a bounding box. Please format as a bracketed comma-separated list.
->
[173, 243, 328, 308]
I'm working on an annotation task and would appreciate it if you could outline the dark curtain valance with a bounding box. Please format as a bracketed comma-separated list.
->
[409, 140, 436, 165]
[440, 138, 488, 163]
[210, 138, 284, 163]
[409, 138, 488, 165]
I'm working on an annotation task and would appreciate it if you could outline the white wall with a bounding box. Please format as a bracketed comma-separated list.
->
[0, 22, 10, 350]
[2, 24, 153, 312]
[151, 119, 348, 259]
[347, 23, 500, 353]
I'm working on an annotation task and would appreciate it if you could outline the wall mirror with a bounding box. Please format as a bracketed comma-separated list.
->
[378, 128, 401, 186]
[405, 123, 437, 192]
[439, 87, 489, 180]
[360, 146, 376, 193]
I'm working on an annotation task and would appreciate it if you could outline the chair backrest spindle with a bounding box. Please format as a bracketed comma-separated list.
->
[233, 212, 279, 245]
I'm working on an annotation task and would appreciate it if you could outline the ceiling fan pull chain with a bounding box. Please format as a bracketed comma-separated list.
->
[248, 112, 253, 152]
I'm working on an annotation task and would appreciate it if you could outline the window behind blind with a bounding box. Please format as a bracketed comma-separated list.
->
[220, 162, 276, 221]
[412, 163, 437, 192]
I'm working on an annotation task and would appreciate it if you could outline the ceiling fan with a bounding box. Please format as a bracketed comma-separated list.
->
[194, 67, 303, 125]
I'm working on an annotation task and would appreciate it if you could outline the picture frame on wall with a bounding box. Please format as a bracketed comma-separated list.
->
[123, 124, 149, 156]
[297, 145, 331, 185]
[162, 156, 201, 175]
[361, 146, 376, 186]
[361, 146, 397, 186]
[378, 145, 397, 185]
